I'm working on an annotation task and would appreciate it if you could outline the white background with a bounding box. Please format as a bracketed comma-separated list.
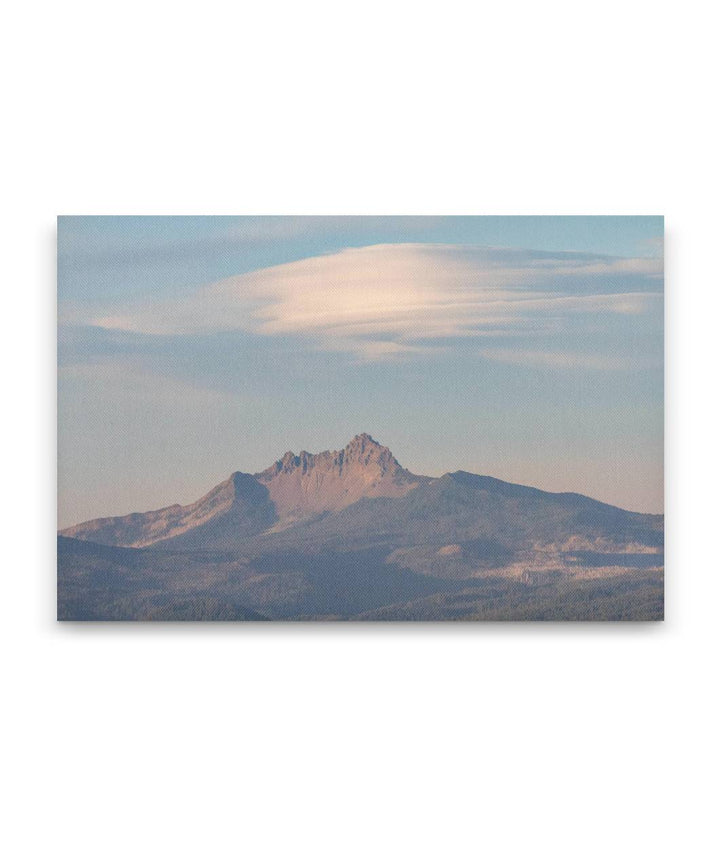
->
[2, 1, 718, 854]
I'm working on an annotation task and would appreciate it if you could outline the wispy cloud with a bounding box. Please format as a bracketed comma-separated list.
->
[87, 244, 662, 361]
[478, 349, 660, 371]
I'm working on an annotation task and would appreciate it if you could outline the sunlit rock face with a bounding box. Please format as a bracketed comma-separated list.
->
[256, 433, 423, 526]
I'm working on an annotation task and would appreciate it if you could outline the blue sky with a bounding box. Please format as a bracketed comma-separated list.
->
[58, 216, 663, 527]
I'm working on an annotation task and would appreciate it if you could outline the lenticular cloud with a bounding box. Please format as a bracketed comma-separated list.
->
[93, 243, 662, 359]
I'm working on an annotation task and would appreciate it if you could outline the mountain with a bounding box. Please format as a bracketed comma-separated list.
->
[60, 434, 424, 547]
[58, 434, 664, 620]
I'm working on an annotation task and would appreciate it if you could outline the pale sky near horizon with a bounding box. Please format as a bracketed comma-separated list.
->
[57, 216, 664, 528]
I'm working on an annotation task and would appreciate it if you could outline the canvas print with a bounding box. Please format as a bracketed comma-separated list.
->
[57, 216, 664, 621]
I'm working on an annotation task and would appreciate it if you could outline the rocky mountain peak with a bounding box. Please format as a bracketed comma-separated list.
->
[264, 434, 401, 479]
[341, 433, 400, 473]
[347, 432, 378, 449]
[255, 434, 419, 523]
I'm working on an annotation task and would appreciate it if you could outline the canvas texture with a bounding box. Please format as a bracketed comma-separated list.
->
[57, 216, 664, 621]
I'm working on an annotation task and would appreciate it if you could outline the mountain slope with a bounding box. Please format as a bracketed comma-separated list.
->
[60, 434, 423, 547]
[262, 470, 663, 554]
[60, 471, 276, 548]
[57, 434, 664, 620]
[59, 434, 663, 579]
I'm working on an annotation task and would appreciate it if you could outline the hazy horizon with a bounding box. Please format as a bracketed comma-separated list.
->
[58, 216, 663, 528]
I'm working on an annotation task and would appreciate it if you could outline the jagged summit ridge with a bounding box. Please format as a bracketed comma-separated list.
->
[258, 433, 405, 481]
[256, 434, 420, 525]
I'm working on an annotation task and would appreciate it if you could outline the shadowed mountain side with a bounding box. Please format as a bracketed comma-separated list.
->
[258, 471, 663, 555]
[61, 473, 276, 548]
[148, 474, 277, 550]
